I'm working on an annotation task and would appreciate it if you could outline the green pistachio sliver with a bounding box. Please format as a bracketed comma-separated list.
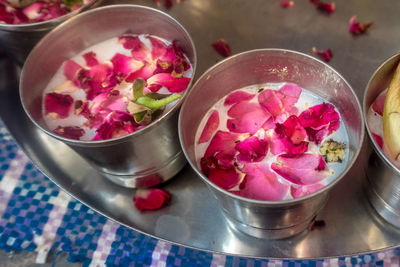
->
[136, 94, 182, 111]
[132, 78, 146, 101]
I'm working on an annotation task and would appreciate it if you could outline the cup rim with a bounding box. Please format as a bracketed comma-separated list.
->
[20, 4, 197, 146]
[179, 48, 364, 206]
[0, 0, 99, 31]
[363, 52, 400, 175]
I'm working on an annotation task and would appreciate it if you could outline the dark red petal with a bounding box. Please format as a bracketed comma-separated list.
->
[224, 91, 255, 106]
[198, 110, 220, 144]
[83, 51, 99, 67]
[133, 188, 171, 211]
[212, 38, 231, 57]
[239, 163, 289, 201]
[312, 47, 333, 62]
[311, 220, 326, 230]
[310, 0, 335, 15]
[53, 126, 85, 140]
[371, 91, 386, 116]
[349, 15, 373, 35]
[208, 166, 241, 190]
[235, 136, 268, 163]
[271, 153, 329, 185]
[148, 36, 168, 60]
[280, 0, 294, 8]
[372, 133, 383, 149]
[44, 93, 73, 119]
[146, 73, 190, 93]
[291, 184, 324, 198]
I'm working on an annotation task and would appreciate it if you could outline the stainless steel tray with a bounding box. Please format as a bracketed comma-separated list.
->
[2, 0, 400, 259]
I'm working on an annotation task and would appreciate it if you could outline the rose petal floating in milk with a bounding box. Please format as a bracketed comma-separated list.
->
[227, 101, 271, 134]
[83, 51, 99, 67]
[54, 126, 85, 140]
[198, 110, 220, 144]
[235, 136, 268, 163]
[146, 73, 191, 93]
[290, 183, 324, 199]
[224, 91, 256, 106]
[44, 92, 73, 119]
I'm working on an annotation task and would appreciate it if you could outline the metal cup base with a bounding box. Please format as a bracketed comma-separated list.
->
[101, 151, 187, 188]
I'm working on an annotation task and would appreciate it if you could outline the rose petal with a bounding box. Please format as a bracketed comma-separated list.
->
[204, 130, 241, 159]
[44, 93, 73, 119]
[198, 110, 220, 144]
[148, 36, 168, 60]
[146, 73, 190, 93]
[349, 15, 373, 35]
[126, 65, 156, 82]
[310, 0, 335, 14]
[53, 126, 85, 140]
[372, 133, 383, 149]
[22, 2, 45, 20]
[299, 103, 340, 144]
[212, 38, 231, 57]
[64, 60, 83, 86]
[224, 91, 255, 106]
[271, 153, 329, 185]
[371, 91, 386, 116]
[111, 53, 144, 78]
[280, 0, 294, 8]
[83, 51, 99, 67]
[312, 47, 333, 62]
[207, 166, 241, 190]
[227, 101, 271, 134]
[238, 163, 289, 201]
[133, 188, 171, 211]
[92, 111, 135, 140]
[291, 184, 324, 198]
[235, 136, 268, 163]
[90, 91, 127, 114]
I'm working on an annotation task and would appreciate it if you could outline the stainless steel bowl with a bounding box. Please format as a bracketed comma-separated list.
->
[0, 0, 100, 66]
[20, 5, 197, 188]
[363, 53, 400, 228]
[179, 49, 364, 239]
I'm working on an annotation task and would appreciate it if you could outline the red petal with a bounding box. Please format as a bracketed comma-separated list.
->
[148, 36, 168, 60]
[291, 184, 324, 198]
[198, 110, 220, 144]
[235, 136, 268, 163]
[271, 153, 329, 185]
[312, 47, 333, 62]
[239, 163, 289, 201]
[64, 60, 83, 86]
[310, 0, 335, 14]
[111, 53, 144, 78]
[349, 15, 373, 35]
[371, 91, 386, 116]
[133, 188, 171, 211]
[146, 73, 190, 93]
[212, 38, 231, 57]
[53, 126, 85, 140]
[204, 130, 240, 159]
[44, 93, 73, 119]
[372, 133, 383, 149]
[227, 101, 271, 134]
[280, 0, 294, 8]
[224, 91, 255, 106]
[208, 166, 241, 190]
[83, 51, 99, 67]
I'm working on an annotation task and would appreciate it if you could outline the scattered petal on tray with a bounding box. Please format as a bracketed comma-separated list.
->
[212, 38, 231, 58]
[310, 0, 335, 14]
[312, 47, 333, 62]
[280, 0, 294, 8]
[133, 188, 172, 211]
[349, 15, 373, 35]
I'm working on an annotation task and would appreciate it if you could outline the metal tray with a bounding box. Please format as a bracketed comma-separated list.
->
[1, 0, 400, 259]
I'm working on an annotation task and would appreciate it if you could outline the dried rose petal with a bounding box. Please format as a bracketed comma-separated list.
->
[224, 91, 255, 106]
[74, 100, 90, 118]
[227, 101, 271, 134]
[212, 38, 231, 57]
[238, 163, 289, 201]
[371, 91, 386, 116]
[111, 53, 144, 78]
[349, 15, 373, 35]
[290, 183, 324, 198]
[64, 60, 83, 86]
[310, 0, 335, 14]
[280, 0, 294, 8]
[299, 103, 340, 144]
[271, 153, 329, 185]
[53, 126, 85, 140]
[146, 73, 191, 93]
[198, 110, 220, 144]
[235, 136, 268, 163]
[312, 47, 333, 62]
[44, 93, 73, 119]
[83, 51, 99, 67]
[133, 188, 171, 211]
[372, 133, 383, 149]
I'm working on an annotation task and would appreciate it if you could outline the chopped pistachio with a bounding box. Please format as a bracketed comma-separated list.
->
[319, 139, 346, 163]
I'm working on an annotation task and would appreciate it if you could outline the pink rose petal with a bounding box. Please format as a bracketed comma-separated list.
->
[372, 133, 383, 149]
[148, 36, 168, 60]
[203, 130, 240, 159]
[90, 91, 127, 114]
[291, 184, 324, 198]
[212, 38, 231, 57]
[198, 110, 220, 144]
[271, 153, 329, 185]
[207, 166, 241, 190]
[312, 47, 333, 62]
[44, 93, 73, 119]
[146, 73, 190, 93]
[239, 163, 289, 201]
[92, 111, 135, 140]
[53, 126, 85, 140]
[64, 60, 83, 86]
[111, 53, 144, 78]
[349, 15, 373, 36]
[224, 91, 255, 106]
[235, 136, 268, 163]
[133, 188, 171, 211]
[280, 0, 294, 8]
[371, 91, 386, 116]
[126, 65, 156, 82]
[83, 51, 99, 67]
[227, 101, 271, 134]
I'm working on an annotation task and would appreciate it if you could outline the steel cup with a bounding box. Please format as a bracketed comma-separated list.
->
[20, 5, 197, 188]
[179, 49, 363, 239]
[363, 53, 400, 227]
